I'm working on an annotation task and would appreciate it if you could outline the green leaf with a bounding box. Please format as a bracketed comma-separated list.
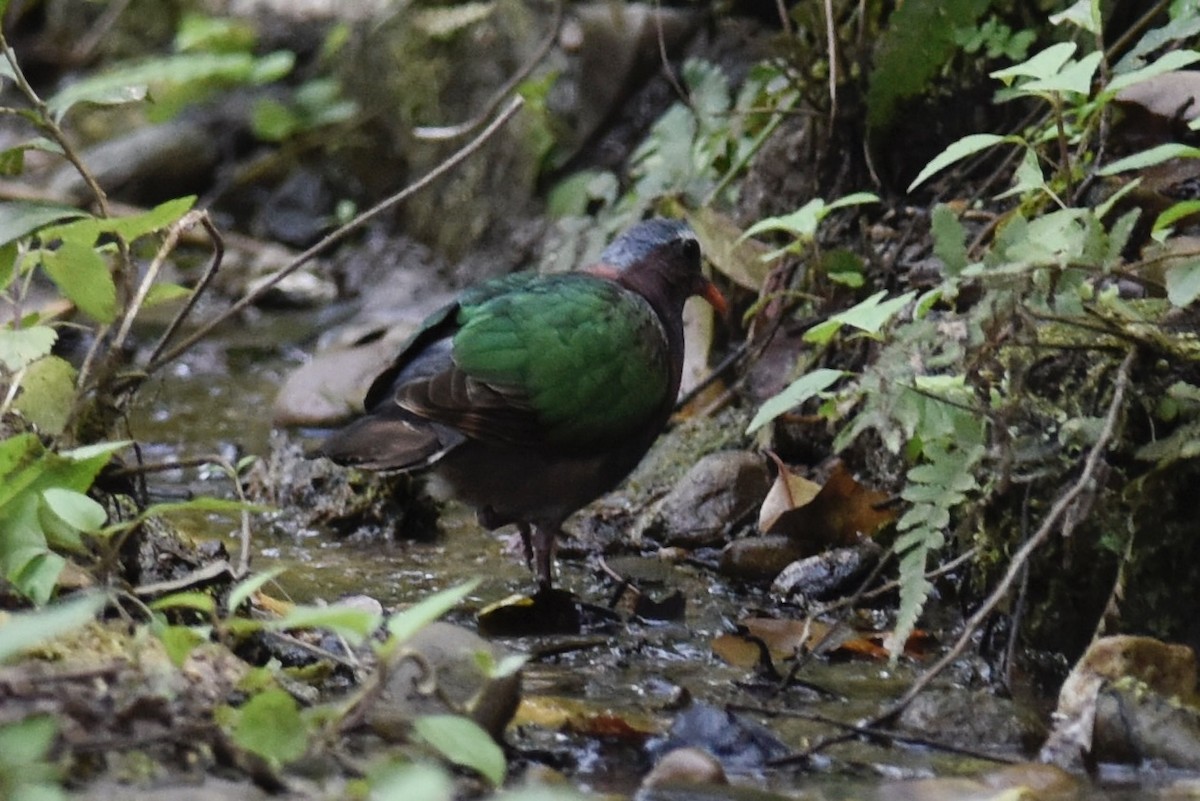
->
[10, 549, 65, 605]
[13, 356, 77, 435]
[1155, 200, 1200, 233]
[865, 0, 991, 132]
[0, 202, 87, 248]
[227, 566, 287, 614]
[1022, 51, 1102, 95]
[1166, 260, 1200, 307]
[804, 290, 917, 344]
[154, 623, 210, 667]
[174, 12, 258, 54]
[230, 688, 308, 764]
[826, 191, 881, 211]
[1099, 143, 1200, 175]
[0, 592, 104, 660]
[45, 52, 292, 120]
[1050, 0, 1101, 34]
[0, 714, 57, 766]
[38, 240, 116, 323]
[412, 714, 505, 786]
[107, 196, 196, 241]
[996, 147, 1046, 199]
[368, 762, 455, 801]
[384, 580, 480, 650]
[908, 134, 1013, 192]
[931, 204, 968, 275]
[744, 198, 826, 241]
[0, 326, 57, 371]
[746, 368, 846, 434]
[250, 97, 299, 141]
[1108, 50, 1200, 95]
[991, 42, 1077, 84]
[266, 603, 380, 644]
[0, 432, 40, 480]
[143, 281, 193, 307]
[148, 591, 216, 614]
[474, 650, 529, 679]
[40, 487, 105, 531]
[61, 440, 130, 462]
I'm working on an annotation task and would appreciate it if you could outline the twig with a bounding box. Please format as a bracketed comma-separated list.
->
[0, 32, 111, 218]
[652, 0, 690, 107]
[878, 348, 1135, 723]
[142, 96, 526, 376]
[811, 547, 978, 615]
[413, 1, 560, 141]
[111, 209, 206, 355]
[822, 0, 838, 125]
[143, 213, 225, 372]
[132, 559, 235, 597]
[738, 704, 1022, 767]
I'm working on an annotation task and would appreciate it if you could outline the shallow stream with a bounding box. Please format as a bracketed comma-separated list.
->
[123, 311, 1180, 801]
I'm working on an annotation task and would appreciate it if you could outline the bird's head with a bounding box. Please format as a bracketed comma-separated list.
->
[585, 218, 728, 317]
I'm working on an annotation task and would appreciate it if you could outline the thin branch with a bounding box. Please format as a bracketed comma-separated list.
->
[823, 0, 838, 125]
[740, 704, 1022, 767]
[143, 96, 525, 376]
[111, 209, 206, 356]
[0, 32, 111, 218]
[413, 0, 561, 141]
[144, 213, 225, 371]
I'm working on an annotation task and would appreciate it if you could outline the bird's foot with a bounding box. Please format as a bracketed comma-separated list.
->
[532, 524, 560, 589]
[517, 522, 534, 571]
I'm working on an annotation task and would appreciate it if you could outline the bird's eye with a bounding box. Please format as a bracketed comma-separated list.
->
[679, 237, 700, 264]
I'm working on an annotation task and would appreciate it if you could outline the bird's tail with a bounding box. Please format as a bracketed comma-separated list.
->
[317, 414, 455, 471]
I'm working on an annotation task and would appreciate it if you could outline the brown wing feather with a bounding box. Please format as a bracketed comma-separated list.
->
[396, 365, 545, 446]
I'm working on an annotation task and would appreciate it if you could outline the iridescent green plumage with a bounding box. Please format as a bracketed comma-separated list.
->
[451, 274, 670, 446]
[320, 218, 725, 587]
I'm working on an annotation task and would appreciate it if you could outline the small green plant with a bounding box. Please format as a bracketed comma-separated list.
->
[748, 3, 1200, 657]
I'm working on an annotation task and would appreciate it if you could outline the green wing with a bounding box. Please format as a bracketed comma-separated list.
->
[447, 274, 671, 447]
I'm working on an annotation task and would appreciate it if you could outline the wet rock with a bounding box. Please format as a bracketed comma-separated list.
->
[252, 166, 336, 248]
[1092, 679, 1200, 769]
[897, 688, 1047, 753]
[246, 264, 338, 309]
[644, 451, 770, 548]
[1040, 635, 1200, 770]
[646, 702, 790, 773]
[244, 431, 438, 541]
[642, 747, 727, 788]
[770, 541, 885, 603]
[718, 535, 810, 581]
[361, 621, 523, 742]
[273, 237, 458, 427]
[272, 324, 415, 426]
[212, 240, 335, 308]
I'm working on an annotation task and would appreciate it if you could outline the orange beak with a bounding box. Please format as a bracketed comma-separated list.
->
[698, 278, 729, 319]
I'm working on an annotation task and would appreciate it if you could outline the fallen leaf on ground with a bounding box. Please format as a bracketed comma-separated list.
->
[762, 459, 897, 547]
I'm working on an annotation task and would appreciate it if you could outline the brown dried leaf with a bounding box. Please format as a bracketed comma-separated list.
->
[713, 616, 933, 666]
[757, 454, 822, 532]
[513, 696, 662, 738]
[686, 206, 771, 291]
[764, 461, 897, 547]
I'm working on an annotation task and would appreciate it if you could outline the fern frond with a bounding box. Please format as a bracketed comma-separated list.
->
[885, 442, 984, 659]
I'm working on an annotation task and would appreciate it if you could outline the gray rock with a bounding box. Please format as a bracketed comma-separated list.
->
[645, 451, 770, 548]
[361, 621, 523, 742]
[770, 541, 884, 603]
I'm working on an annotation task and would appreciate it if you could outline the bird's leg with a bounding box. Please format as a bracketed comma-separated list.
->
[532, 523, 558, 589]
[516, 522, 534, 571]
